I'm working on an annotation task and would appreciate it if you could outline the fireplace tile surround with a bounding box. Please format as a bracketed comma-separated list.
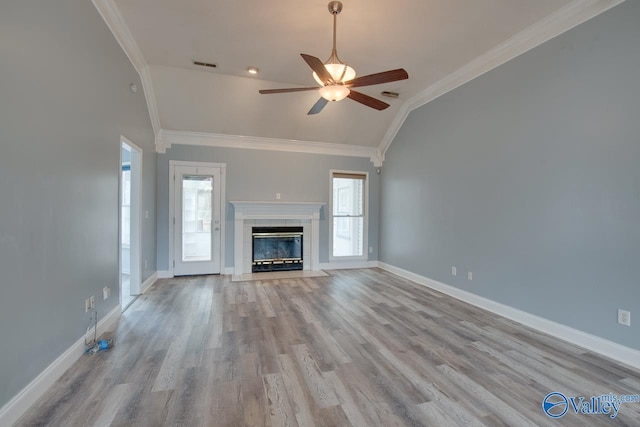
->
[230, 201, 324, 275]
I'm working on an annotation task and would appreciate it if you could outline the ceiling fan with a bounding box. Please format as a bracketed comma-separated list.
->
[259, 1, 409, 115]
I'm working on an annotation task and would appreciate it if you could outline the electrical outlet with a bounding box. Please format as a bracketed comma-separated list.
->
[90, 296, 96, 309]
[618, 309, 631, 327]
[144, 259, 148, 269]
[452, 266, 457, 276]
[369, 246, 373, 254]
[276, 193, 281, 200]
[103, 287, 110, 300]
[468, 272, 473, 281]
[85, 298, 91, 313]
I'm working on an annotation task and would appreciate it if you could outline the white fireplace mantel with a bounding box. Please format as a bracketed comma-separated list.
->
[230, 201, 325, 275]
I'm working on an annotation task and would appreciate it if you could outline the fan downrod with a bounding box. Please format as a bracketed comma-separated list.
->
[328, 1, 343, 15]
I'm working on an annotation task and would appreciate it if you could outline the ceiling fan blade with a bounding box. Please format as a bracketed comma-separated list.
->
[344, 69, 408, 88]
[307, 98, 329, 115]
[347, 90, 390, 111]
[301, 54, 334, 85]
[259, 87, 319, 94]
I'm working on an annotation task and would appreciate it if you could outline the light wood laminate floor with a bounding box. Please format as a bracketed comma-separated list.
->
[17, 269, 640, 426]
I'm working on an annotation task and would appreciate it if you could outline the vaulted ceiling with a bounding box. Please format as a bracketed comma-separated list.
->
[102, 0, 618, 158]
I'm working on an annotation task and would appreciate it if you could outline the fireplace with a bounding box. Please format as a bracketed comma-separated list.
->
[230, 201, 324, 275]
[252, 226, 303, 272]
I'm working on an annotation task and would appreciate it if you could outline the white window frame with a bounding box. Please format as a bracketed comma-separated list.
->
[329, 169, 368, 261]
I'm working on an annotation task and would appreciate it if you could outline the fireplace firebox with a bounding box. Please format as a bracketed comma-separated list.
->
[252, 227, 303, 272]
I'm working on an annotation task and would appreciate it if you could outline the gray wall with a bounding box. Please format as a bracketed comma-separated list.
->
[157, 145, 379, 270]
[0, 0, 157, 408]
[381, 1, 639, 350]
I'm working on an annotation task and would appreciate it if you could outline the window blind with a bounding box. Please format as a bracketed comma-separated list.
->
[332, 172, 366, 180]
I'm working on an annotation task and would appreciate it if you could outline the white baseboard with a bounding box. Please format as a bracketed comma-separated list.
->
[319, 260, 379, 270]
[140, 272, 158, 293]
[0, 305, 121, 426]
[378, 262, 640, 371]
[157, 270, 173, 279]
[159, 269, 234, 277]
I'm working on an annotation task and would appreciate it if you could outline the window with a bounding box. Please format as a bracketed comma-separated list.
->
[182, 175, 213, 261]
[331, 171, 367, 258]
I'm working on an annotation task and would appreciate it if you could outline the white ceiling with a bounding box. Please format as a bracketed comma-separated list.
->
[113, 0, 576, 148]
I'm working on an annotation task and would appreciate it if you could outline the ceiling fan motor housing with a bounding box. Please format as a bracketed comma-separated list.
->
[328, 1, 343, 15]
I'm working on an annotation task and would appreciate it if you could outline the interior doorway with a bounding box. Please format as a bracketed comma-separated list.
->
[120, 137, 142, 310]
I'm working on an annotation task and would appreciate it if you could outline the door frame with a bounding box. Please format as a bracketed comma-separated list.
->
[168, 160, 226, 277]
[119, 136, 143, 309]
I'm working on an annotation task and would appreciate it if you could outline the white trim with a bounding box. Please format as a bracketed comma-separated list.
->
[229, 201, 325, 216]
[377, 262, 640, 371]
[157, 130, 383, 166]
[140, 272, 158, 294]
[141, 65, 161, 140]
[0, 305, 121, 426]
[118, 140, 124, 303]
[378, 0, 626, 160]
[320, 261, 379, 270]
[156, 129, 169, 154]
[157, 270, 173, 279]
[120, 137, 143, 299]
[91, 0, 161, 138]
[329, 170, 369, 262]
[91, 0, 145, 73]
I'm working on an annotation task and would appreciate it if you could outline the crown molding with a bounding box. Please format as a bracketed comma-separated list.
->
[93, 0, 624, 164]
[92, 0, 161, 137]
[140, 65, 161, 137]
[91, 0, 145, 72]
[91, 0, 375, 162]
[378, 0, 626, 161]
[156, 129, 383, 166]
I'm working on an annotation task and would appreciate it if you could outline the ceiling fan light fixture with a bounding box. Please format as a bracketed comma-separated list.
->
[319, 84, 350, 101]
[312, 63, 356, 86]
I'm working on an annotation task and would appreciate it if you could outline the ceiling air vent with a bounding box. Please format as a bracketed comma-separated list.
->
[381, 91, 399, 98]
[193, 60, 217, 69]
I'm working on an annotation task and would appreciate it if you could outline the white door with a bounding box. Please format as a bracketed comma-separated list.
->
[173, 165, 222, 275]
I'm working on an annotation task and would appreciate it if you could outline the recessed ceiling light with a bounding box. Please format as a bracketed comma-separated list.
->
[247, 66, 259, 75]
